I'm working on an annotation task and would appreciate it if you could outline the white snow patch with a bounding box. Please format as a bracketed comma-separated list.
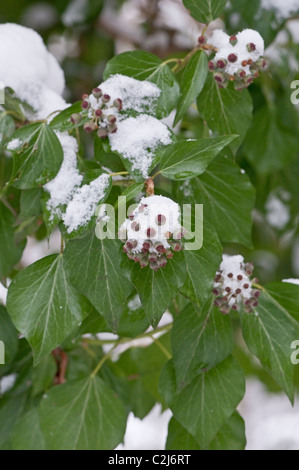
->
[283, 278, 299, 285]
[0, 23, 66, 120]
[0, 374, 17, 394]
[98, 74, 161, 114]
[0, 283, 8, 306]
[44, 132, 83, 220]
[109, 115, 172, 178]
[6, 138, 23, 151]
[128, 295, 142, 311]
[63, 173, 110, 233]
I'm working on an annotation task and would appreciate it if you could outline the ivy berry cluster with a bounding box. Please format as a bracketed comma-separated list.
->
[71, 88, 123, 138]
[119, 195, 185, 271]
[206, 29, 266, 91]
[213, 255, 261, 315]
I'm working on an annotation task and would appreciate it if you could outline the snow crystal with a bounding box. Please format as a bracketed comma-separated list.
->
[283, 278, 299, 285]
[210, 28, 265, 76]
[261, 0, 299, 19]
[128, 295, 142, 311]
[44, 132, 83, 219]
[97, 74, 161, 114]
[6, 138, 23, 151]
[109, 114, 172, 178]
[63, 173, 110, 233]
[265, 194, 290, 230]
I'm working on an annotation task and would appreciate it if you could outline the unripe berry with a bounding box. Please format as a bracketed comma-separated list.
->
[71, 113, 82, 125]
[131, 221, 140, 232]
[81, 100, 90, 110]
[156, 256, 167, 268]
[148, 253, 157, 263]
[198, 35, 207, 45]
[155, 214, 166, 226]
[97, 128, 108, 139]
[147, 227, 156, 238]
[228, 54, 238, 63]
[107, 115, 117, 124]
[214, 72, 224, 83]
[247, 43, 256, 52]
[217, 59, 227, 69]
[113, 98, 123, 111]
[108, 123, 118, 134]
[142, 241, 151, 252]
[84, 122, 94, 133]
[229, 35, 238, 46]
[92, 88, 102, 99]
[102, 94, 111, 104]
[126, 239, 138, 250]
[154, 242, 166, 254]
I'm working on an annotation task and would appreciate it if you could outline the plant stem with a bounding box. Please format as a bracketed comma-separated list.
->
[89, 322, 173, 377]
[109, 171, 129, 177]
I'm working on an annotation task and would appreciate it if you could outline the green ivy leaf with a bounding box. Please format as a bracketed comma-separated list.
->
[11, 409, 45, 450]
[170, 356, 245, 448]
[7, 254, 87, 365]
[0, 394, 28, 449]
[49, 102, 83, 132]
[197, 75, 253, 153]
[19, 188, 42, 221]
[182, 222, 222, 306]
[243, 106, 298, 174]
[159, 135, 237, 180]
[183, 0, 228, 23]
[174, 50, 208, 126]
[0, 201, 26, 278]
[103, 51, 180, 118]
[39, 377, 127, 450]
[64, 232, 133, 330]
[131, 252, 187, 327]
[166, 412, 246, 450]
[241, 291, 295, 403]
[8, 123, 63, 189]
[175, 156, 256, 247]
[114, 183, 144, 211]
[265, 281, 299, 325]
[32, 354, 57, 397]
[0, 113, 15, 148]
[172, 300, 234, 389]
[111, 335, 171, 419]
[0, 305, 18, 364]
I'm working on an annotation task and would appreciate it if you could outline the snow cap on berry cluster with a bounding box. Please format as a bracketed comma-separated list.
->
[119, 195, 185, 270]
[208, 29, 266, 90]
[213, 255, 261, 314]
[71, 74, 162, 139]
